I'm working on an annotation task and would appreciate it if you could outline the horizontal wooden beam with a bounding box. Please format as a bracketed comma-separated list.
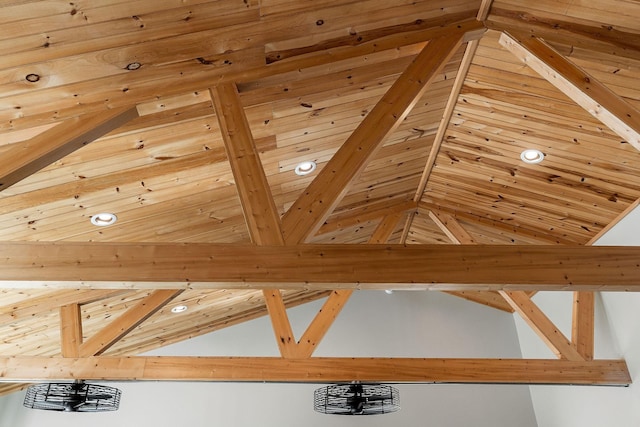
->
[0, 357, 628, 385]
[0, 243, 640, 291]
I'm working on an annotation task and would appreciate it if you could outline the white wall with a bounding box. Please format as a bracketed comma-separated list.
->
[514, 206, 640, 427]
[0, 290, 537, 427]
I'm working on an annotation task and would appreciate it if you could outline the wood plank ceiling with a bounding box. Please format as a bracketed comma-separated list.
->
[0, 0, 638, 388]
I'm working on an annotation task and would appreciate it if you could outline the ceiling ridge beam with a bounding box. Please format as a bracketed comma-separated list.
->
[499, 31, 640, 151]
[0, 106, 138, 192]
[412, 32, 480, 205]
[78, 289, 183, 357]
[281, 19, 485, 244]
[0, 356, 629, 385]
[500, 291, 585, 361]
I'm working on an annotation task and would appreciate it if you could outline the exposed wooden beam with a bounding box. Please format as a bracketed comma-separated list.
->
[211, 82, 297, 358]
[477, 0, 494, 21]
[0, 106, 138, 191]
[428, 209, 515, 313]
[210, 83, 284, 246]
[78, 290, 183, 357]
[428, 210, 477, 244]
[499, 32, 640, 151]
[487, 9, 640, 63]
[295, 290, 352, 358]
[59, 304, 82, 358]
[0, 243, 640, 290]
[572, 292, 595, 361]
[281, 24, 480, 244]
[413, 36, 480, 204]
[262, 289, 297, 358]
[0, 356, 628, 385]
[368, 210, 406, 244]
[0, 289, 127, 324]
[317, 199, 416, 237]
[294, 211, 400, 357]
[500, 291, 584, 361]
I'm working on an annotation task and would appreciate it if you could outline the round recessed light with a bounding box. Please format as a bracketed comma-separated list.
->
[90, 212, 117, 226]
[294, 160, 317, 176]
[384, 289, 394, 295]
[171, 305, 188, 314]
[520, 149, 544, 164]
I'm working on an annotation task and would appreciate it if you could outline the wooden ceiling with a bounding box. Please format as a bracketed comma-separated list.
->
[0, 0, 639, 389]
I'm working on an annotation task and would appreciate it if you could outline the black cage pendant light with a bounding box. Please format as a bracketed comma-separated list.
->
[23, 380, 121, 412]
[314, 383, 400, 415]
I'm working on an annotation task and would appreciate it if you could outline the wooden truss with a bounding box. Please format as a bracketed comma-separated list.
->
[0, 13, 637, 388]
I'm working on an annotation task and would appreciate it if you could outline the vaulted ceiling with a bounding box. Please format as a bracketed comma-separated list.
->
[0, 0, 638, 392]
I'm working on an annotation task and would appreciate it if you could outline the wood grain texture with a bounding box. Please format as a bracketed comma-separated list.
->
[500, 291, 585, 361]
[0, 356, 629, 385]
[0, 106, 138, 191]
[572, 291, 595, 360]
[0, 243, 638, 290]
[499, 32, 640, 150]
[281, 21, 482, 243]
[59, 303, 82, 358]
[78, 289, 183, 357]
[0, 0, 638, 389]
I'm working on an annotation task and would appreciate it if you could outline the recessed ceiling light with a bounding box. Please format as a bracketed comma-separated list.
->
[294, 160, 317, 176]
[171, 305, 188, 314]
[90, 213, 117, 226]
[384, 289, 394, 295]
[520, 149, 544, 164]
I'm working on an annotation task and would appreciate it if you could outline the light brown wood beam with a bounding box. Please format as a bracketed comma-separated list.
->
[500, 291, 585, 361]
[0, 243, 639, 290]
[368, 210, 406, 244]
[487, 9, 640, 62]
[428, 210, 476, 244]
[262, 289, 297, 358]
[295, 290, 352, 358]
[59, 304, 82, 358]
[0, 106, 138, 191]
[499, 32, 640, 151]
[293, 211, 400, 357]
[428, 209, 514, 313]
[78, 290, 183, 357]
[413, 36, 480, 204]
[477, 0, 494, 21]
[281, 23, 482, 244]
[572, 292, 595, 361]
[317, 199, 416, 237]
[0, 356, 628, 385]
[210, 83, 283, 246]
[0, 289, 127, 324]
[210, 83, 295, 358]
